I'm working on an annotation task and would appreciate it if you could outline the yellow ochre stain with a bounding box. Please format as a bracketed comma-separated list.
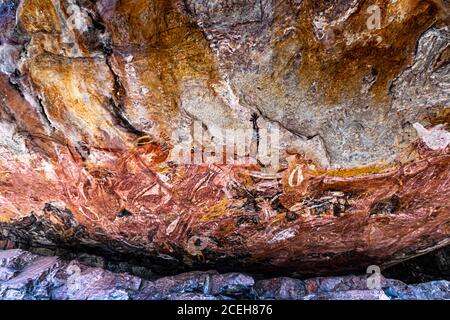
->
[317, 164, 397, 178]
[0, 210, 16, 223]
[200, 198, 229, 223]
[271, 213, 287, 224]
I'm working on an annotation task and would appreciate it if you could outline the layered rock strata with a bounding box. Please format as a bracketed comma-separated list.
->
[0, 0, 449, 276]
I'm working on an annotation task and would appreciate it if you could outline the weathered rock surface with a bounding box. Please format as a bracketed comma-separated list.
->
[0, 249, 448, 300]
[0, 0, 449, 276]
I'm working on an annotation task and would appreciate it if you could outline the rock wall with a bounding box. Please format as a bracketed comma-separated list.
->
[0, 0, 449, 276]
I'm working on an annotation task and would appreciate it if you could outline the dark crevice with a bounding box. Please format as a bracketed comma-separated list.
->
[117, 208, 133, 218]
[5, 41, 56, 133]
[7, 74, 25, 98]
[250, 112, 260, 151]
[68, 0, 147, 137]
[90, 14, 147, 137]
[107, 97, 147, 137]
[36, 96, 56, 131]
[369, 195, 401, 216]
[383, 246, 450, 284]
[251, 103, 331, 164]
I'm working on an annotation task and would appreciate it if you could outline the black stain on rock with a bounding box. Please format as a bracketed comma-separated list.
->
[236, 215, 260, 226]
[370, 195, 401, 216]
[285, 211, 299, 222]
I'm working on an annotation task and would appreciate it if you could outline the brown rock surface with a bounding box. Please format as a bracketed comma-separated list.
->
[0, 0, 449, 276]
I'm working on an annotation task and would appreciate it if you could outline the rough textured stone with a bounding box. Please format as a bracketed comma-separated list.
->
[0, 249, 448, 300]
[0, 0, 449, 277]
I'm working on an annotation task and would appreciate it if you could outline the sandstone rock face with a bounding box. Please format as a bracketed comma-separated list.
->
[0, 249, 448, 300]
[0, 0, 449, 276]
